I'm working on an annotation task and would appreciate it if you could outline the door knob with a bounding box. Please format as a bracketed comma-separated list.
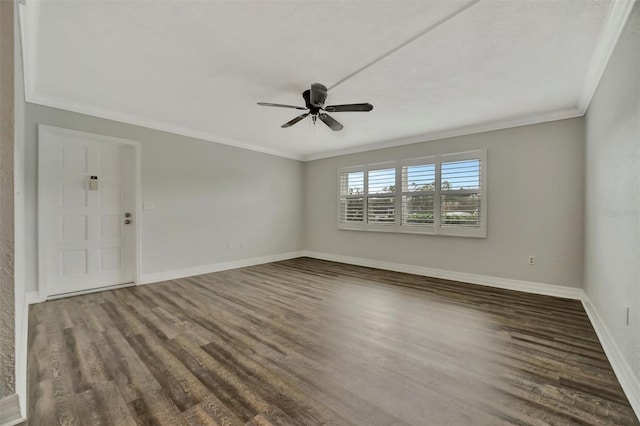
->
[124, 219, 132, 225]
[125, 212, 132, 217]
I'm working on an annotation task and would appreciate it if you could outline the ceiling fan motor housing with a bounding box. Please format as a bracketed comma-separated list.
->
[310, 83, 328, 107]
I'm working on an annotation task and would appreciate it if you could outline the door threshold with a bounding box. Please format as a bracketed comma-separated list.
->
[47, 282, 135, 301]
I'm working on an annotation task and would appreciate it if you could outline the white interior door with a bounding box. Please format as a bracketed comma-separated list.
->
[39, 126, 137, 297]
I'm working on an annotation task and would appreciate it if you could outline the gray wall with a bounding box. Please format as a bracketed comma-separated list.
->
[305, 118, 585, 288]
[24, 104, 305, 292]
[584, 3, 640, 378]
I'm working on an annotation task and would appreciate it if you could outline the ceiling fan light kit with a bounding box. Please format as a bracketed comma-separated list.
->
[258, 83, 373, 131]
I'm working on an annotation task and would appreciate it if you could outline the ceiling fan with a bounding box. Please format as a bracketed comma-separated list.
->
[257, 83, 373, 131]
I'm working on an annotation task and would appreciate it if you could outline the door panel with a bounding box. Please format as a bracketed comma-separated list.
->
[40, 127, 137, 297]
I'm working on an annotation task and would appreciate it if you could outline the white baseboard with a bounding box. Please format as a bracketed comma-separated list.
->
[17, 251, 640, 422]
[46, 283, 135, 301]
[302, 250, 639, 421]
[140, 251, 305, 285]
[302, 251, 584, 300]
[0, 394, 24, 426]
[11, 291, 40, 424]
[582, 297, 640, 420]
[13, 291, 39, 422]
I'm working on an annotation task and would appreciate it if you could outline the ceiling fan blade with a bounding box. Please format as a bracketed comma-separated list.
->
[318, 113, 343, 131]
[324, 103, 374, 112]
[310, 83, 328, 107]
[257, 102, 307, 110]
[281, 112, 309, 128]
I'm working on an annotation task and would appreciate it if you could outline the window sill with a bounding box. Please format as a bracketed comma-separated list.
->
[338, 224, 486, 238]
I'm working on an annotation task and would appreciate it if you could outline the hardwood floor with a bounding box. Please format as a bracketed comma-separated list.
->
[27, 257, 639, 425]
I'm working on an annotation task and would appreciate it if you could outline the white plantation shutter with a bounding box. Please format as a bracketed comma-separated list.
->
[440, 158, 482, 228]
[367, 168, 395, 225]
[402, 162, 435, 227]
[339, 170, 364, 224]
[338, 149, 486, 237]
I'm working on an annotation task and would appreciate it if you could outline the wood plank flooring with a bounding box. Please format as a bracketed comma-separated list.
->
[27, 257, 639, 425]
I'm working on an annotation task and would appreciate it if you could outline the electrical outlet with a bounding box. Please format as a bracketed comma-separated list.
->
[227, 241, 232, 250]
[528, 256, 535, 265]
[241, 240, 245, 248]
[143, 201, 154, 210]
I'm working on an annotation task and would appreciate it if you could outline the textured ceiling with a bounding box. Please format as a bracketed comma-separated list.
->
[23, 0, 616, 159]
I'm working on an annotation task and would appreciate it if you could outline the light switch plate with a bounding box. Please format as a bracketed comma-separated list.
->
[143, 202, 154, 210]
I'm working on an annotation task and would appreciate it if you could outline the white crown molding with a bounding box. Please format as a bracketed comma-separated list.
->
[17, 0, 632, 163]
[19, 1, 303, 161]
[302, 107, 583, 162]
[30, 87, 583, 164]
[140, 251, 304, 285]
[16, 0, 586, 165]
[301, 251, 584, 299]
[16, 0, 37, 101]
[577, 0, 637, 113]
[26, 92, 304, 161]
[581, 296, 640, 420]
[0, 394, 24, 426]
[37, 124, 142, 147]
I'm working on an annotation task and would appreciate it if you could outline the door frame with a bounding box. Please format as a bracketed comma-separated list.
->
[37, 124, 142, 301]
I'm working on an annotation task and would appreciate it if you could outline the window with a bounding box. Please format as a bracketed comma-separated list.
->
[440, 158, 481, 229]
[338, 170, 364, 223]
[338, 150, 486, 237]
[402, 161, 436, 227]
[367, 167, 395, 225]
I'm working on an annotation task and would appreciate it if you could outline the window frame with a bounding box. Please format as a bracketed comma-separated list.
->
[337, 165, 366, 229]
[337, 161, 398, 232]
[399, 156, 437, 234]
[337, 149, 487, 238]
[365, 162, 397, 231]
